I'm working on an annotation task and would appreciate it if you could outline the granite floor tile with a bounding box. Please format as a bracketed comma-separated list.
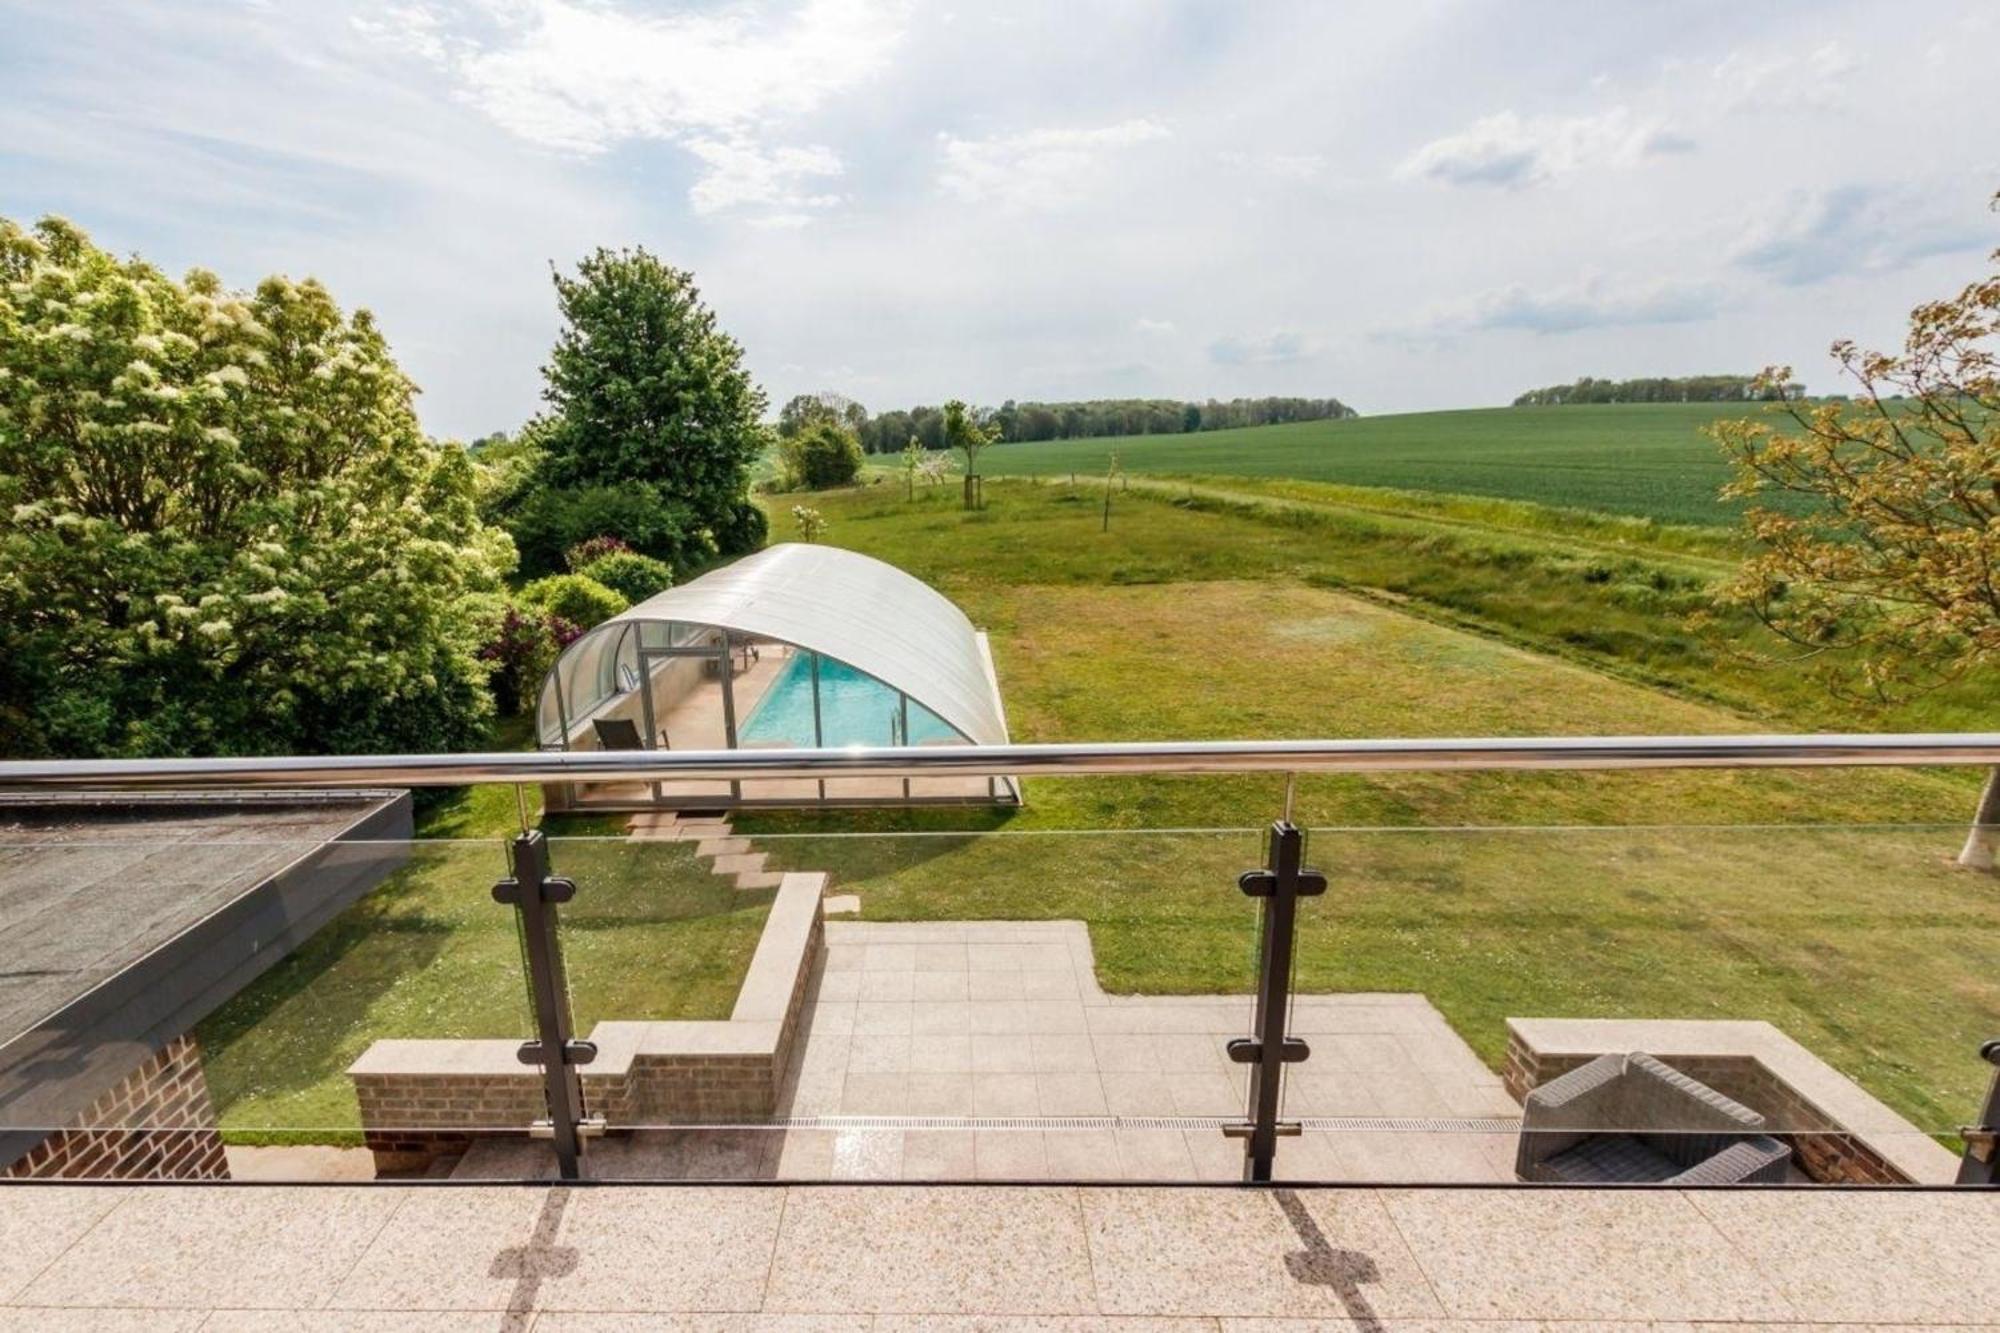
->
[0, 1185, 123, 1302]
[764, 1186, 1095, 1314]
[1043, 1129, 1120, 1180]
[1083, 1187, 1443, 1318]
[901, 1129, 978, 1178]
[840, 1071, 908, 1113]
[1100, 1071, 1179, 1115]
[1038, 1072, 1109, 1115]
[974, 1072, 1042, 1116]
[909, 1031, 975, 1072]
[976, 1131, 1051, 1179]
[1114, 1128, 1198, 1179]
[1382, 1188, 1794, 1321]
[905, 1072, 975, 1115]
[16, 1185, 403, 1311]
[913, 999, 973, 1035]
[1032, 1032, 1101, 1072]
[863, 944, 917, 971]
[969, 972, 1026, 1001]
[853, 1002, 914, 1036]
[972, 1034, 1038, 1073]
[198, 1315, 525, 1332]
[848, 1033, 912, 1072]
[1688, 1188, 2000, 1322]
[1092, 1035, 1160, 1072]
[912, 970, 970, 1001]
[0, 1307, 211, 1332]
[860, 971, 916, 1003]
[828, 1130, 902, 1179]
[535, 1315, 867, 1331]
[813, 971, 863, 1002]
[876, 1320, 1221, 1331]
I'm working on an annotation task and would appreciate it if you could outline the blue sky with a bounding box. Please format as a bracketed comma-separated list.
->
[2, 0, 1995, 440]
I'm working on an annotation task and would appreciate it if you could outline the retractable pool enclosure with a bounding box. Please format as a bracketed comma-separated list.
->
[537, 543, 1017, 809]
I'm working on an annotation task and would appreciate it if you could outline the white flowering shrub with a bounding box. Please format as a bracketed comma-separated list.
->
[0, 216, 515, 757]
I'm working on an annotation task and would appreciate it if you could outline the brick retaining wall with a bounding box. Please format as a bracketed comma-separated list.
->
[4, 1034, 228, 1180]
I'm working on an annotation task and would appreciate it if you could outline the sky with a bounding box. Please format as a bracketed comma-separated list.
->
[2, 0, 1995, 441]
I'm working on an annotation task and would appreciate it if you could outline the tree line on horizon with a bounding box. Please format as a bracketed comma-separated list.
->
[779, 393, 1359, 454]
[1512, 374, 1805, 406]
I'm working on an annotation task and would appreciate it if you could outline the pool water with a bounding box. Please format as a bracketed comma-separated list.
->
[738, 652, 959, 747]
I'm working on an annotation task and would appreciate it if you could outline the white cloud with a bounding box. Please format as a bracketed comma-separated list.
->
[937, 119, 1169, 205]
[353, 0, 902, 221]
[1208, 330, 1315, 365]
[1133, 317, 1176, 335]
[685, 138, 841, 216]
[1711, 41, 1856, 111]
[1732, 184, 1992, 286]
[1396, 107, 1690, 189]
[1416, 277, 1726, 336]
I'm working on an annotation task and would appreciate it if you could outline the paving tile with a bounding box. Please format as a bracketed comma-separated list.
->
[813, 971, 862, 1002]
[1083, 1187, 1443, 1318]
[1183, 1130, 1250, 1182]
[0, 1184, 124, 1302]
[1033, 1032, 1101, 1072]
[1689, 1188, 2000, 1322]
[830, 1129, 903, 1179]
[877, 1319, 1219, 1331]
[1155, 1035, 1228, 1072]
[840, 1072, 908, 1113]
[909, 1031, 975, 1072]
[853, 1002, 914, 1036]
[1381, 1188, 1794, 1320]
[764, 1186, 1095, 1314]
[767, 1129, 836, 1178]
[17, 1185, 402, 1310]
[536, 1315, 868, 1331]
[804, 1003, 856, 1039]
[848, 1033, 912, 1072]
[1021, 970, 1082, 1000]
[1101, 1071, 1180, 1115]
[1114, 1128, 1198, 1179]
[1019, 1001, 1091, 1034]
[1038, 1072, 1109, 1115]
[972, 1034, 1038, 1073]
[331, 1185, 782, 1313]
[912, 971, 970, 1001]
[969, 971, 1026, 1001]
[1043, 1129, 1120, 1180]
[913, 943, 969, 971]
[198, 1315, 520, 1332]
[823, 945, 865, 973]
[906, 1072, 975, 1116]
[1092, 1035, 1160, 1073]
[1171, 1071, 1243, 1117]
[901, 1129, 978, 1178]
[976, 1131, 1051, 1179]
[913, 999, 973, 1035]
[859, 971, 916, 1002]
[974, 1072, 1042, 1116]
[0, 1308, 210, 1331]
[863, 943, 917, 971]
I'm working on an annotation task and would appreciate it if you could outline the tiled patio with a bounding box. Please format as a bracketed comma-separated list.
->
[458, 919, 1520, 1183]
[2, 1180, 1995, 1325]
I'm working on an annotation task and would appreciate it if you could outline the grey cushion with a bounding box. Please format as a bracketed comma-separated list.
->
[1542, 1133, 1682, 1184]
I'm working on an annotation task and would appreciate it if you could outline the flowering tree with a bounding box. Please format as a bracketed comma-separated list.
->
[0, 215, 514, 757]
[942, 398, 998, 510]
[1711, 206, 2000, 866]
[790, 505, 826, 542]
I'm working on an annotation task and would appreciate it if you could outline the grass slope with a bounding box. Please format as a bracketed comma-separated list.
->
[974, 404, 1766, 527]
[743, 481, 1999, 1133]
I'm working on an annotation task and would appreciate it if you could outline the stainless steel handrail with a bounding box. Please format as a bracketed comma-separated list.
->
[1, 733, 1998, 791]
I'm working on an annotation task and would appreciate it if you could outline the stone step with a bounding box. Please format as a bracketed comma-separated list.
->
[625, 812, 680, 832]
[709, 851, 767, 877]
[823, 893, 862, 915]
[733, 870, 784, 891]
[695, 836, 751, 858]
[676, 819, 733, 840]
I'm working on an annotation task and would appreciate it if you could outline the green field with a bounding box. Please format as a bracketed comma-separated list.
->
[975, 403, 1766, 527]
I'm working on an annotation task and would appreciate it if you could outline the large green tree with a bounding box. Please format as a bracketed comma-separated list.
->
[537, 246, 768, 563]
[0, 215, 513, 758]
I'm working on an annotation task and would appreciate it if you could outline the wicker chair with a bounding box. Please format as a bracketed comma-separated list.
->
[1515, 1051, 1792, 1184]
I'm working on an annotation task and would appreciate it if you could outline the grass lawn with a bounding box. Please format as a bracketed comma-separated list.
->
[197, 748, 771, 1138]
[742, 480, 2000, 1134]
[973, 403, 1773, 527]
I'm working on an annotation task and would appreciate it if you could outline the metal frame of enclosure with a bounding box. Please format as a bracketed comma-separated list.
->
[534, 543, 1018, 812]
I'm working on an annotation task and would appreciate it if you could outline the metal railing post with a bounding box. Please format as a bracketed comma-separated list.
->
[493, 830, 596, 1180]
[1957, 1038, 2000, 1184]
[1226, 820, 1325, 1181]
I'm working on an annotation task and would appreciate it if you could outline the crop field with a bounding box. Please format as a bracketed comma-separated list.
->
[973, 403, 1770, 527]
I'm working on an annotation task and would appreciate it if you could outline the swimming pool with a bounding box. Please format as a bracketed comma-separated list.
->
[738, 652, 959, 747]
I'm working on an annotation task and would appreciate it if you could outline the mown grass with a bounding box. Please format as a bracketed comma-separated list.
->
[973, 403, 1777, 527]
[740, 480, 2000, 1133]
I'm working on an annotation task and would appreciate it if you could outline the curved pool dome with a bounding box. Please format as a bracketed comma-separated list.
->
[536, 543, 1015, 809]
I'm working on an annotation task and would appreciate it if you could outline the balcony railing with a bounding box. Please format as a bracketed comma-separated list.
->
[2, 733, 1998, 1188]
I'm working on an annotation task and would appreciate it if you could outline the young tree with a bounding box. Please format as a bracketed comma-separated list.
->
[900, 437, 925, 500]
[538, 246, 767, 556]
[790, 505, 826, 542]
[776, 419, 865, 490]
[1710, 207, 2000, 866]
[942, 398, 999, 510]
[0, 215, 512, 758]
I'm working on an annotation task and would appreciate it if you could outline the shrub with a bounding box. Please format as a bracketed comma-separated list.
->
[506, 483, 714, 577]
[714, 498, 768, 555]
[518, 574, 628, 630]
[479, 603, 569, 715]
[565, 535, 632, 571]
[578, 551, 673, 603]
[777, 420, 865, 490]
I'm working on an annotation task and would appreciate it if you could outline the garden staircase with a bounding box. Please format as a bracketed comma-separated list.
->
[623, 810, 783, 890]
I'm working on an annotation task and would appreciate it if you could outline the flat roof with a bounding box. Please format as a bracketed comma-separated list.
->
[0, 792, 410, 1142]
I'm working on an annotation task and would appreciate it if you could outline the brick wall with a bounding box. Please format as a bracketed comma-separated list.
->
[1503, 1033, 1907, 1185]
[4, 1034, 228, 1181]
